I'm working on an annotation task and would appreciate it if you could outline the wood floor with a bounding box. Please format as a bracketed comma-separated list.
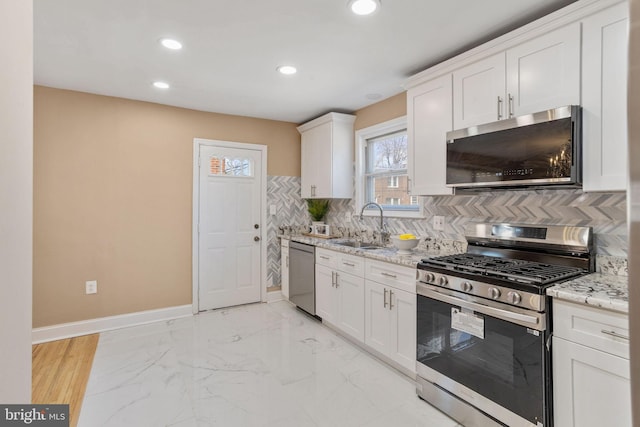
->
[32, 334, 99, 427]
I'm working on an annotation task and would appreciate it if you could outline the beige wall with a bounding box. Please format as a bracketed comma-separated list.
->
[354, 92, 407, 130]
[33, 86, 300, 327]
[0, 0, 32, 402]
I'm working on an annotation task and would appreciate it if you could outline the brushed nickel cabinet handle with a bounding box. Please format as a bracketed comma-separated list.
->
[389, 290, 395, 310]
[508, 93, 514, 118]
[383, 288, 388, 308]
[342, 261, 356, 267]
[497, 96, 503, 120]
[381, 272, 397, 279]
[601, 329, 629, 340]
[319, 255, 330, 260]
[335, 272, 339, 288]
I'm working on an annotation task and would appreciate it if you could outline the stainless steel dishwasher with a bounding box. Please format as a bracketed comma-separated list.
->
[288, 241, 316, 316]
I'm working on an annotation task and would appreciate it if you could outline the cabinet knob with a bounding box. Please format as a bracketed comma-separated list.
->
[254, 236, 261, 242]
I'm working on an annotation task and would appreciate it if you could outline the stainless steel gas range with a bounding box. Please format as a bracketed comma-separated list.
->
[415, 223, 594, 427]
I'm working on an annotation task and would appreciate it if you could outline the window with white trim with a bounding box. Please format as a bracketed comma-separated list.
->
[355, 116, 423, 218]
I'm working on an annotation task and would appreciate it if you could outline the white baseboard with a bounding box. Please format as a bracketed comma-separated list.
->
[32, 304, 193, 344]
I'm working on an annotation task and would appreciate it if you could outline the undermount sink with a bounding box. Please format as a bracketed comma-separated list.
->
[330, 240, 386, 250]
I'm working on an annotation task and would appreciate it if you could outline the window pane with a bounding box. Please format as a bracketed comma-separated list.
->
[209, 155, 253, 177]
[366, 131, 408, 173]
[364, 130, 417, 211]
[366, 174, 417, 211]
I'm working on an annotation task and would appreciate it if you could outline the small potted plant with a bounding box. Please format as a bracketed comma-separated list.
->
[307, 199, 330, 235]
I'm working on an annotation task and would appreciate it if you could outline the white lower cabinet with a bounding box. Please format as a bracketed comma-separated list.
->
[364, 259, 416, 374]
[553, 300, 631, 427]
[314, 248, 416, 374]
[315, 248, 365, 342]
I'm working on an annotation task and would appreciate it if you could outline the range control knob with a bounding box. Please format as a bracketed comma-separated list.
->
[488, 288, 501, 299]
[424, 272, 435, 283]
[438, 276, 449, 287]
[507, 291, 522, 305]
[461, 281, 473, 292]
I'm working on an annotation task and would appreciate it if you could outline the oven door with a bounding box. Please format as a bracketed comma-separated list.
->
[416, 283, 551, 427]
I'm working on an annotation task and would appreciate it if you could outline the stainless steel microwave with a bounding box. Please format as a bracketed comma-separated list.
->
[446, 105, 581, 189]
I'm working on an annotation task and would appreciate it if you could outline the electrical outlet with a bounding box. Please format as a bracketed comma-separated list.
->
[433, 216, 445, 231]
[269, 204, 277, 215]
[345, 212, 351, 222]
[86, 280, 97, 294]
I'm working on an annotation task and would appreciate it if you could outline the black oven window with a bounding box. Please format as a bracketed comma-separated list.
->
[417, 295, 548, 425]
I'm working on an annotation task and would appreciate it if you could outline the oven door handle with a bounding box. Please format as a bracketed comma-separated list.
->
[418, 286, 541, 328]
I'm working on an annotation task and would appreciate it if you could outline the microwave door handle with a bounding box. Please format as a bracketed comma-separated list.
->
[418, 286, 540, 327]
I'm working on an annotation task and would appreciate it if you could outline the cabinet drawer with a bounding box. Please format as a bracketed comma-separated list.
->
[553, 300, 629, 359]
[335, 252, 365, 276]
[316, 247, 337, 268]
[365, 259, 416, 294]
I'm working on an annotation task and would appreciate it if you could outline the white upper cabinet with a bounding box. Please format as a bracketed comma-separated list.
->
[453, 23, 580, 130]
[298, 112, 355, 199]
[506, 22, 581, 116]
[407, 74, 454, 196]
[582, 2, 629, 192]
[453, 53, 506, 129]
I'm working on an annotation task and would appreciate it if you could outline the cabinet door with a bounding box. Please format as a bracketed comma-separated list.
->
[553, 337, 631, 427]
[281, 244, 289, 299]
[388, 287, 416, 373]
[506, 22, 580, 116]
[301, 123, 332, 198]
[582, 2, 629, 192]
[407, 74, 454, 196]
[335, 271, 365, 342]
[315, 264, 336, 323]
[453, 53, 506, 129]
[364, 280, 391, 355]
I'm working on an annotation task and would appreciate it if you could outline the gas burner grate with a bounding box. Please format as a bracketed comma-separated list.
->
[422, 254, 585, 285]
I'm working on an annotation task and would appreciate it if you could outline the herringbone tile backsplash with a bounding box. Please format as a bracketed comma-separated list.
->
[267, 176, 627, 288]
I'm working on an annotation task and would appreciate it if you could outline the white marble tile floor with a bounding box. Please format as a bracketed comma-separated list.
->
[78, 301, 460, 427]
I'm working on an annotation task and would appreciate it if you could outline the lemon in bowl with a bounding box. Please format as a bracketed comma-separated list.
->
[391, 234, 419, 254]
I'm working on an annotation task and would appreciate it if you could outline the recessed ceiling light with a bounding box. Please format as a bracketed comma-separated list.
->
[277, 65, 297, 75]
[153, 81, 170, 89]
[160, 38, 182, 50]
[349, 0, 380, 15]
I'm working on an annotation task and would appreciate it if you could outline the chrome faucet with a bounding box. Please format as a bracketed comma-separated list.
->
[360, 202, 389, 243]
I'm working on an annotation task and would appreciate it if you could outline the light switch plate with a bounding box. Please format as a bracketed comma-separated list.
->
[86, 280, 97, 294]
[270, 205, 277, 215]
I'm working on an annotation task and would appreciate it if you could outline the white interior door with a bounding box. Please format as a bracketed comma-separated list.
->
[196, 142, 264, 311]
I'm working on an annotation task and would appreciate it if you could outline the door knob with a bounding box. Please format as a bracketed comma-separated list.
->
[254, 236, 260, 242]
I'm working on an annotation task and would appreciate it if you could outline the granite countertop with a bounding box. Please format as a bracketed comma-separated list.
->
[282, 234, 630, 314]
[280, 234, 448, 268]
[546, 273, 629, 314]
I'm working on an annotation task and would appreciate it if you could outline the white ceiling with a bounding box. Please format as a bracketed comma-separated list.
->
[34, 0, 577, 124]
